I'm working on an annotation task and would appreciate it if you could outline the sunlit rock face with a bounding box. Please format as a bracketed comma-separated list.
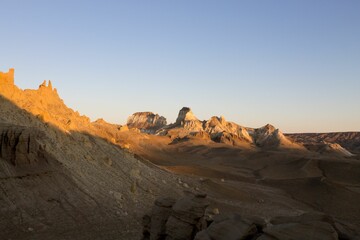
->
[125, 106, 304, 149]
[127, 112, 167, 133]
[0, 68, 14, 85]
[204, 116, 253, 144]
[0, 68, 18, 98]
[253, 124, 303, 149]
[175, 107, 199, 124]
[173, 107, 203, 131]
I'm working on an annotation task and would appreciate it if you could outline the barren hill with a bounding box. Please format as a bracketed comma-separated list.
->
[0, 69, 191, 239]
[287, 132, 360, 154]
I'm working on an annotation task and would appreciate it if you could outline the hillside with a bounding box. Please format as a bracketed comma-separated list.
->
[1, 68, 360, 239]
[0, 69, 191, 239]
[287, 132, 360, 154]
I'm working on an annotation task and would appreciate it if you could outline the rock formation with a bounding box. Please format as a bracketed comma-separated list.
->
[2, 68, 359, 239]
[203, 116, 253, 145]
[142, 192, 209, 240]
[302, 141, 354, 157]
[127, 112, 167, 133]
[0, 68, 14, 85]
[175, 107, 199, 124]
[0, 68, 18, 97]
[173, 107, 203, 131]
[253, 124, 302, 149]
[133, 107, 304, 150]
[194, 214, 259, 240]
[144, 195, 359, 240]
[287, 132, 360, 154]
[0, 124, 48, 167]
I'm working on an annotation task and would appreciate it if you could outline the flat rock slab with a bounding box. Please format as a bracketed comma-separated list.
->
[263, 221, 338, 240]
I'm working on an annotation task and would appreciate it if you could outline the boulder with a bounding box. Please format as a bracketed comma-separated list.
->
[142, 192, 209, 240]
[150, 197, 176, 240]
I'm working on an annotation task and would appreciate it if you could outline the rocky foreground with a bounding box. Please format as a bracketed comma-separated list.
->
[143, 193, 358, 240]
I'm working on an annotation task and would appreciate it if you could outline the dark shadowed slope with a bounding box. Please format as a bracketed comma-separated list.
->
[0, 69, 193, 240]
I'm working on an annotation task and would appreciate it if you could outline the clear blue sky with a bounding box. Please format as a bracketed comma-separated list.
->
[1, 0, 359, 133]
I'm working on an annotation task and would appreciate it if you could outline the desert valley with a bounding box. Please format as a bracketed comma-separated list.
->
[0, 68, 360, 239]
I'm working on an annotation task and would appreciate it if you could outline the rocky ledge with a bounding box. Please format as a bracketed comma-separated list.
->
[142, 193, 359, 240]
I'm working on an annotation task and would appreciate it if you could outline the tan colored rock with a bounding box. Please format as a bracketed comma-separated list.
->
[127, 112, 167, 133]
[175, 107, 199, 124]
[0, 68, 14, 85]
[119, 125, 129, 132]
[253, 124, 304, 149]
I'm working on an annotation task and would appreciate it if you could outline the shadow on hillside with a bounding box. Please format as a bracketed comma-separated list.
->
[0, 94, 178, 240]
[2, 93, 360, 238]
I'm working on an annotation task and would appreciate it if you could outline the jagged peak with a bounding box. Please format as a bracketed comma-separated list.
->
[219, 115, 226, 124]
[175, 107, 199, 124]
[39, 80, 53, 90]
[208, 116, 227, 125]
[262, 123, 276, 131]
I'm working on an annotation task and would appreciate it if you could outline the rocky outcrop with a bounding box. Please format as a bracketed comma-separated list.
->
[303, 141, 354, 157]
[211, 132, 250, 147]
[0, 68, 14, 85]
[0, 68, 19, 98]
[127, 112, 167, 133]
[260, 222, 338, 240]
[253, 124, 303, 149]
[144, 195, 360, 240]
[204, 116, 253, 145]
[142, 192, 209, 240]
[175, 107, 199, 124]
[0, 73, 92, 133]
[154, 108, 303, 150]
[147, 197, 176, 240]
[0, 124, 48, 166]
[194, 214, 259, 240]
[173, 107, 203, 132]
[287, 132, 360, 154]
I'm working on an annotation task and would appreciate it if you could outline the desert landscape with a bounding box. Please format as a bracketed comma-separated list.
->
[1, 68, 359, 239]
[1, 1, 359, 239]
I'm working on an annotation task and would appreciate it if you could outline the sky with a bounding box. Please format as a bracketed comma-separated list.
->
[0, 0, 359, 133]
